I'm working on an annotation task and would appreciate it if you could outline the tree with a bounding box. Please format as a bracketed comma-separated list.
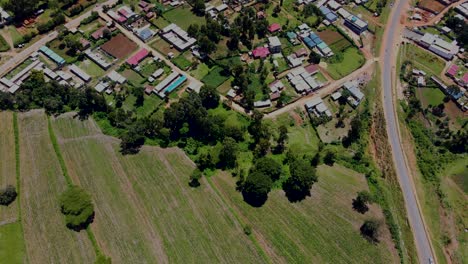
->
[323, 150, 336, 165]
[254, 138, 271, 157]
[187, 24, 200, 38]
[199, 86, 220, 109]
[283, 158, 318, 202]
[0, 185, 17, 206]
[59, 186, 94, 231]
[447, 85, 461, 97]
[198, 36, 216, 55]
[189, 169, 203, 187]
[191, 0, 205, 16]
[308, 50, 321, 64]
[197, 151, 215, 170]
[242, 171, 272, 207]
[5, 0, 40, 21]
[102, 28, 112, 40]
[253, 157, 282, 181]
[360, 219, 380, 243]
[352, 190, 373, 214]
[120, 128, 145, 154]
[275, 125, 288, 153]
[218, 137, 238, 169]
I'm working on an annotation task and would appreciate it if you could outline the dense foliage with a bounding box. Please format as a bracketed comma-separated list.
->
[59, 186, 94, 231]
[360, 219, 380, 243]
[283, 157, 318, 202]
[0, 185, 17, 206]
[352, 190, 373, 214]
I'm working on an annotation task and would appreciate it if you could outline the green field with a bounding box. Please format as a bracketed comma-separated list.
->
[51, 115, 265, 263]
[326, 47, 365, 80]
[201, 66, 230, 88]
[417, 87, 445, 107]
[0, 112, 17, 222]
[172, 54, 192, 70]
[163, 5, 205, 30]
[211, 164, 396, 263]
[0, 33, 10, 52]
[0, 222, 25, 264]
[18, 111, 96, 263]
[189, 63, 210, 79]
[76, 59, 106, 78]
[399, 43, 445, 76]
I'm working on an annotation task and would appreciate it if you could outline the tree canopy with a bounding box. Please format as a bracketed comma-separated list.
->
[283, 158, 318, 202]
[0, 185, 17, 206]
[352, 190, 373, 214]
[360, 219, 380, 243]
[59, 186, 95, 231]
[242, 171, 272, 207]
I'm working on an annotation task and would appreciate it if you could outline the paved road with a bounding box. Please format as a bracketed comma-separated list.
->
[381, 0, 435, 263]
[0, 0, 118, 77]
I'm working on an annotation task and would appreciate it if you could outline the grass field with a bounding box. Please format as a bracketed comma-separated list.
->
[416, 87, 445, 107]
[189, 63, 210, 79]
[163, 5, 205, 30]
[326, 47, 365, 80]
[0, 222, 25, 263]
[0, 33, 10, 52]
[0, 112, 17, 223]
[211, 164, 395, 263]
[51, 115, 265, 263]
[201, 66, 230, 88]
[399, 43, 445, 76]
[76, 59, 105, 78]
[18, 111, 96, 263]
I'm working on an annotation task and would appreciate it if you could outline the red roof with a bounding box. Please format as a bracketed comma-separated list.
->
[91, 26, 107, 40]
[305, 64, 318, 74]
[117, 16, 127, 23]
[127, 48, 150, 66]
[462, 72, 468, 83]
[118, 9, 129, 17]
[252, 47, 270, 58]
[446, 64, 459, 77]
[139, 1, 149, 8]
[268, 23, 281, 32]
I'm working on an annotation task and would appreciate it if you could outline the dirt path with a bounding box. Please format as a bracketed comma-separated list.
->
[406, 0, 464, 27]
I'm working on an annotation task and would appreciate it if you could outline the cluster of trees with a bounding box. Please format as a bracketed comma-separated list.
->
[303, 4, 324, 27]
[37, 11, 66, 34]
[4, 0, 41, 21]
[0, 185, 17, 206]
[360, 219, 381, 243]
[0, 71, 107, 117]
[59, 186, 94, 231]
[445, 15, 468, 50]
[352, 190, 373, 214]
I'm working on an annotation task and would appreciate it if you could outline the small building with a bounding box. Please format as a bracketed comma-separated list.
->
[441, 26, 452, 34]
[151, 68, 164, 79]
[145, 85, 154, 94]
[419, 33, 459, 60]
[137, 27, 156, 42]
[160, 23, 197, 51]
[304, 64, 319, 75]
[446, 64, 459, 78]
[268, 36, 282, 53]
[69, 64, 91, 82]
[254, 99, 272, 108]
[319, 6, 338, 22]
[269, 80, 285, 93]
[80, 38, 91, 50]
[118, 6, 136, 19]
[127, 49, 151, 67]
[417, 76, 426, 86]
[295, 48, 308, 57]
[95, 81, 110, 93]
[91, 26, 109, 40]
[252, 47, 270, 59]
[39, 46, 66, 66]
[328, 0, 341, 10]
[107, 70, 127, 84]
[0, 7, 12, 26]
[344, 15, 368, 34]
[287, 54, 303, 67]
[268, 23, 281, 33]
[331, 91, 342, 100]
[216, 4, 228, 12]
[187, 82, 203, 93]
[226, 89, 236, 98]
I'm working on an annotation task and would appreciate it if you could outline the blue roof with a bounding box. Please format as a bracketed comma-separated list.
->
[139, 28, 153, 41]
[313, 38, 323, 45]
[309, 33, 319, 40]
[319, 6, 331, 15]
[326, 12, 338, 22]
[287, 31, 297, 39]
[39, 46, 66, 65]
[305, 40, 316, 48]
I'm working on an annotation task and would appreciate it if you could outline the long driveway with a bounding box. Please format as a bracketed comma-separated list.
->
[381, 0, 435, 262]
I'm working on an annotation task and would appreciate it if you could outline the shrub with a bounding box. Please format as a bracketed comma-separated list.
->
[0, 185, 17, 206]
[59, 186, 94, 231]
[360, 219, 380, 243]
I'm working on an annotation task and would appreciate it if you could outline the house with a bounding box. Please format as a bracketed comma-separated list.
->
[331, 91, 342, 100]
[254, 99, 272, 108]
[91, 26, 109, 40]
[0, 7, 12, 26]
[187, 82, 203, 93]
[328, 0, 341, 10]
[257, 11, 266, 19]
[446, 64, 459, 78]
[319, 6, 338, 22]
[69, 65, 91, 82]
[216, 4, 228, 12]
[39, 46, 66, 66]
[419, 33, 459, 60]
[139, 1, 149, 8]
[287, 54, 303, 67]
[343, 80, 364, 107]
[160, 23, 197, 51]
[127, 48, 151, 67]
[136, 27, 155, 42]
[304, 64, 319, 75]
[84, 50, 112, 69]
[268, 23, 281, 33]
[118, 6, 136, 19]
[95, 81, 110, 93]
[305, 97, 332, 117]
[295, 48, 308, 57]
[270, 91, 281, 100]
[107, 10, 127, 23]
[268, 36, 282, 53]
[80, 38, 91, 50]
[145, 85, 154, 94]
[151, 68, 164, 79]
[107, 70, 127, 84]
[441, 26, 452, 34]
[417, 76, 426, 86]
[287, 31, 298, 44]
[287, 66, 321, 92]
[252, 47, 270, 59]
[227, 89, 236, 98]
[344, 15, 368, 34]
[269, 80, 285, 93]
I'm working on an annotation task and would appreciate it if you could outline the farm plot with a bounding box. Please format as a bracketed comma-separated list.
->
[317, 29, 352, 53]
[52, 115, 265, 263]
[211, 165, 396, 263]
[0, 112, 17, 222]
[418, 0, 446, 14]
[100, 33, 137, 59]
[18, 111, 95, 264]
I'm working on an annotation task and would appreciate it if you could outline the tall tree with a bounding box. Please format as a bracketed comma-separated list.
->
[199, 86, 220, 109]
[218, 137, 238, 169]
[283, 158, 318, 202]
[242, 171, 272, 207]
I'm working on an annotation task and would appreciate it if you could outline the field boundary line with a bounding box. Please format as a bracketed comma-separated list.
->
[47, 116, 104, 259]
[205, 177, 272, 264]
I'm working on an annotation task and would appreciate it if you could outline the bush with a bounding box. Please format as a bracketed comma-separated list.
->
[59, 186, 95, 231]
[360, 219, 380, 243]
[0, 185, 17, 206]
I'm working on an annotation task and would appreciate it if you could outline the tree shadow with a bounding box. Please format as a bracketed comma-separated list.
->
[284, 188, 310, 203]
[67, 211, 95, 232]
[241, 191, 268, 208]
[352, 199, 369, 214]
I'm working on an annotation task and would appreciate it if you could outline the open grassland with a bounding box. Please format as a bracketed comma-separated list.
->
[0, 112, 17, 222]
[18, 111, 95, 264]
[163, 5, 205, 30]
[52, 115, 265, 263]
[399, 43, 445, 76]
[211, 165, 396, 263]
[326, 48, 365, 80]
[0, 222, 25, 263]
